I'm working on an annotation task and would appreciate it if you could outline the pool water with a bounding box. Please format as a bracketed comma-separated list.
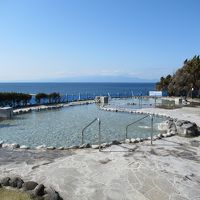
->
[0, 102, 166, 148]
[106, 97, 162, 109]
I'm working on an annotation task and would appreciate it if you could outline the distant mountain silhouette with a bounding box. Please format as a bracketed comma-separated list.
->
[49, 75, 157, 83]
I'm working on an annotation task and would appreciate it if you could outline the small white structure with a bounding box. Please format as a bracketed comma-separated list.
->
[95, 96, 109, 104]
[149, 91, 162, 97]
[174, 98, 182, 105]
[0, 107, 13, 119]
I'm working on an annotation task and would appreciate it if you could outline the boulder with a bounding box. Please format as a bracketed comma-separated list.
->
[44, 188, 62, 200]
[125, 139, 130, 144]
[157, 133, 163, 139]
[22, 181, 38, 191]
[46, 146, 56, 150]
[153, 136, 158, 140]
[17, 178, 24, 189]
[0, 141, 4, 148]
[135, 138, 141, 143]
[101, 143, 109, 148]
[140, 138, 144, 142]
[57, 147, 64, 150]
[166, 132, 172, 137]
[79, 143, 91, 148]
[68, 145, 79, 149]
[158, 119, 176, 132]
[169, 129, 176, 136]
[112, 140, 121, 145]
[1, 177, 10, 186]
[130, 138, 136, 143]
[36, 145, 46, 150]
[11, 143, 20, 148]
[9, 177, 24, 188]
[91, 144, 99, 149]
[20, 145, 29, 149]
[34, 184, 45, 196]
[162, 133, 168, 138]
[2, 143, 10, 148]
[176, 120, 200, 137]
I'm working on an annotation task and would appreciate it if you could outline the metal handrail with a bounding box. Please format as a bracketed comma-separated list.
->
[81, 118, 101, 150]
[125, 114, 154, 145]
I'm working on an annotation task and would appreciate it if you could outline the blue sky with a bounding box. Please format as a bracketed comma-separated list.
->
[0, 0, 200, 82]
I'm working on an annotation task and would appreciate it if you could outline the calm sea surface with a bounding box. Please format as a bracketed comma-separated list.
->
[0, 82, 155, 97]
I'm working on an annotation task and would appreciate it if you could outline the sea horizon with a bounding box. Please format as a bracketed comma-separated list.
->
[0, 82, 156, 97]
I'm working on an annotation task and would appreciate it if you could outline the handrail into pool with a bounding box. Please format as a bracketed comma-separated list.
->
[81, 118, 101, 150]
[125, 114, 154, 145]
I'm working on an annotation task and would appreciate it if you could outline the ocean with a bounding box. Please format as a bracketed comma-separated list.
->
[0, 82, 155, 98]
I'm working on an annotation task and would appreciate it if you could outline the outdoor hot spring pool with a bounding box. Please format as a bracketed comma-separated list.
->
[0, 100, 166, 148]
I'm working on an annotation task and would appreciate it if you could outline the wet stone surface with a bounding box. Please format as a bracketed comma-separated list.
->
[0, 149, 73, 166]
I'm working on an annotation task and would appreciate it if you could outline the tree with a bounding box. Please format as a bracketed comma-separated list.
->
[156, 55, 200, 97]
[48, 92, 61, 103]
[35, 93, 48, 104]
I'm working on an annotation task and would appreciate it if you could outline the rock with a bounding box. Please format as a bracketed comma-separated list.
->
[17, 178, 24, 189]
[130, 138, 136, 143]
[22, 181, 38, 191]
[11, 143, 20, 148]
[135, 138, 141, 143]
[79, 143, 91, 148]
[1, 177, 10, 186]
[112, 140, 121, 145]
[153, 136, 158, 140]
[0, 183, 2, 188]
[43, 194, 51, 200]
[68, 145, 79, 149]
[101, 143, 109, 148]
[170, 125, 177, 132]
[44, 188, 62, 200]
[166, 132, 172, 137]
[57, 147, 64, 150]
[34, 184, 45, 196]
[176, 120, 200, 137]
[9, 177, 24, 188]
[99, 158, 111, 164]
[0, 141, 4, 148]
[91, 144, 99, 149]
[20, 145, 29, 149]
[125, 139, 130, 143]
[158, 119, 176, 132]
[36, 145, 46, 150]
[2, 143, 10, 148]
[46, 146, 56, 150]
[170, 130, 176, 136]
[162, 133, 168, 138]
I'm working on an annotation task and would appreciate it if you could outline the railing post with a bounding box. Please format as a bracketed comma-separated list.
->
[150, 115, 153, 145]
[81, 130, 84, 145]
[98, 118, 101, 151]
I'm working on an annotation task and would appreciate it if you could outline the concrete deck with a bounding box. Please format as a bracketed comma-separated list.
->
[1, 136, 200, 200]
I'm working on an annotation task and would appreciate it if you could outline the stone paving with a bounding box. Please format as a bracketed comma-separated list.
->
[1, 136, 200, 200]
